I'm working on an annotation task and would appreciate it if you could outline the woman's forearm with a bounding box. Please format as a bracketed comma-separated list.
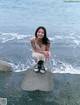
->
[35, 50, 45, 54]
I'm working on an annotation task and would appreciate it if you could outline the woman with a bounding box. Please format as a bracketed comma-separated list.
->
[31, 26, 50, 73]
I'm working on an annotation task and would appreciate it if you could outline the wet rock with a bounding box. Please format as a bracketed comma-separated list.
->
[0, 60, 12, 71]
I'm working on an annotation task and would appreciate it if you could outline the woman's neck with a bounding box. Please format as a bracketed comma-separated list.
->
[36, 38, 42, 43]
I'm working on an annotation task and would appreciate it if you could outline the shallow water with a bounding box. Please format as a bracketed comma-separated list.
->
[0, 72, 80, 105]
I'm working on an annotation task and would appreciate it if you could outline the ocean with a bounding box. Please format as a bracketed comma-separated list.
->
[0, 0, 80, 74]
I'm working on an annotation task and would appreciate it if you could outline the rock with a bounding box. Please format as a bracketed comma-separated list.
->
[21, 68, 53, 91]
[0, 60, 12, 71]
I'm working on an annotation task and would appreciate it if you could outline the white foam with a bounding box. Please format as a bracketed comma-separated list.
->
[52, 62, 80, 74]
[0, 32, 80, 46]
[73, 40, 80, 46]
[10, 58, 34, 72]
[9, 59, 80, 74]
[11, 63, 28, 72]
[0, 32, 32, 43]
[49, 33, 80, 46]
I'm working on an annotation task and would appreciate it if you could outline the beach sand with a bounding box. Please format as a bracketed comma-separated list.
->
[0, 71, 80, 105]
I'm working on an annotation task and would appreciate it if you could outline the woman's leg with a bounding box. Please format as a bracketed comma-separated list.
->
[32, 52, 49, 73]
[32, 52, 45, 63]
[32, 52, 45, 72]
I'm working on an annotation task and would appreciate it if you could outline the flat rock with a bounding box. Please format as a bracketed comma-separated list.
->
[0, 60, 12, 71]
[21, 68, 53, 91]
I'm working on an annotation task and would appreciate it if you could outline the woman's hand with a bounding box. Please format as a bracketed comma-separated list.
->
[35, 50, 50, 58]
[44, 51, 50, 58]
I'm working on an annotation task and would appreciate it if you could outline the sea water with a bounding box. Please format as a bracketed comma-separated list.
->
[0, 0, 80, 74]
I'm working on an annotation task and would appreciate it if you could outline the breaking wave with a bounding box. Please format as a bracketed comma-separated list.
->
[0, 32, 80, 74]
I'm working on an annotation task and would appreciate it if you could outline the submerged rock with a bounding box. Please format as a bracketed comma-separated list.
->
[0, 60, 12, 71]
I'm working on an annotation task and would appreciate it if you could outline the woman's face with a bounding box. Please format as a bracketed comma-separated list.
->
[37, 28, 44, 39]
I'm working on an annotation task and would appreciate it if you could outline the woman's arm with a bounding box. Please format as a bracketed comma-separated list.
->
[44, 42, 50, 58]
[45, 42, 50, 51]
[30, 37, 46, 55]
[30, 37, 36, 51]
[31, 37, 50, 58]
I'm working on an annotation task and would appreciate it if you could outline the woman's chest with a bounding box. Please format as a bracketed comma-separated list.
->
[35, 42, 46, 50]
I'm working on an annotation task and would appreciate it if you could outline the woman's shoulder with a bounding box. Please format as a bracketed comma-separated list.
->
[30, 37, 35, 43]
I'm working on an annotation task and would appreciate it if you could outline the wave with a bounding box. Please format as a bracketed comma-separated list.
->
[51, 61, 80, 74]
[50, 33, 80, 46]
[10, 59, 80, 74]
[0, 32, 80, 74]
[0, 32, 80, 46]
[0, 32, 32, 43]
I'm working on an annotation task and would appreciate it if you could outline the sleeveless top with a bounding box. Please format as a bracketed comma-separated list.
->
[34, 39, 46, 51]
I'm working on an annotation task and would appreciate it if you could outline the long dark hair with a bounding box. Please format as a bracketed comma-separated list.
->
[35, 26, 50, 45]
